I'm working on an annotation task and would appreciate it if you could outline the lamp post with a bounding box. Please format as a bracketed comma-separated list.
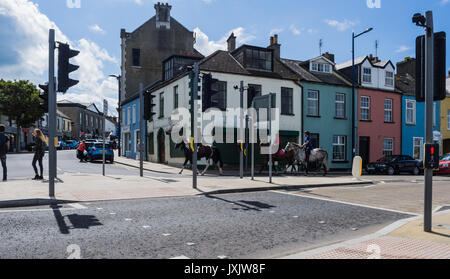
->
[352, 27, 373, 160]
[109, 74, 121, 157]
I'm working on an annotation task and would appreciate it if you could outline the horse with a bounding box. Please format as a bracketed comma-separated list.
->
[258, 143, 298, 175]
[175, 142, 224, 176]
[285, 142, 330, 176]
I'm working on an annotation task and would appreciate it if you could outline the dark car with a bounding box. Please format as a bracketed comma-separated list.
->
[435, 153, 450, 175]
[366, 155, 423, 175]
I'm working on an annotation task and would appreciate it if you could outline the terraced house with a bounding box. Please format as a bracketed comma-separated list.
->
[337, 55, 401, 166]
[281, 52, 354, 170]
[441, 72, 450, 155]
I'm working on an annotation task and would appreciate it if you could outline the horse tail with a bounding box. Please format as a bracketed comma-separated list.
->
[214, 147, 224, 168]
[323, 150, 330, 171]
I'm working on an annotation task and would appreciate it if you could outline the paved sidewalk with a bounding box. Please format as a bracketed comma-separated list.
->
[283, 209, 450, 259]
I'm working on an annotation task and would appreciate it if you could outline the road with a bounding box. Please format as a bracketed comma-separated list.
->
[0, 191, 412, 259]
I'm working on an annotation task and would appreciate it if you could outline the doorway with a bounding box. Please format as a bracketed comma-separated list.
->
[157, 128, 165, 164]
[359, 136, 370, 167]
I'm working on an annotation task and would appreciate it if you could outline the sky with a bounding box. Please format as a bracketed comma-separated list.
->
[0, 0, 449, 116]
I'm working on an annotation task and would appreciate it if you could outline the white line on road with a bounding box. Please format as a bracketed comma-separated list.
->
[162, 233, 171, 236]
[68, 203, 87, 209]
[270, 190, 420, 216]
[170, 255, 190, 259]
[186, 242, 196, 246]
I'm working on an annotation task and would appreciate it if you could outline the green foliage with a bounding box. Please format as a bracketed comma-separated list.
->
[0, 79, 45, 128]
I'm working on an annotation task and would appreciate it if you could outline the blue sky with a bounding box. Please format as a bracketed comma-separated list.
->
[0, 0, 449, 115]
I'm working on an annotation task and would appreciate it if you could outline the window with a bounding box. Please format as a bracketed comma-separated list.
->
[211, 81, 227, 110]
[159, 92, 164, 118]
[245, 48, 272, 71]
[385, 71, 394, 87]
[124, 133, 131, 152]
[311, 62, 332, 73]
[310, 133, 319, 149]
[360, 96, 370, 121]
[248, 84, 261, 108]
[281, 87, 293, 115]
[384, 99, 393, 122]
[333, 136, 346, 161]
[413, 137, 423, 160]
[164, 59, 174, 80]
[405, 100, 416, 125]
[173, 86, 179, 109]
[132, 105, 136, 124]
[383, 138, 394, 156]
[132, 48, 140, 67]
[307, 90, 319, 116]
[447, 110, 450, 130]
[127, 107, 131, 125]
[80, 113, 82, 124]
[363, 67, 372, 83]
[335, 93, 346, 119]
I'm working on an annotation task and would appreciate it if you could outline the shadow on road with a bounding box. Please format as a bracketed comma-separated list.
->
[205, 194, 276, 212]
[51, 205, 102, 234]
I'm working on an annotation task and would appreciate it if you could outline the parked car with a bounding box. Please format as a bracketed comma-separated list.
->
[65, 140, 79, 149]
[58, 141, 67, 150]
[435, 153, 450, 175]
[87, 142, 114, 163]
[366, 155, 423, 175]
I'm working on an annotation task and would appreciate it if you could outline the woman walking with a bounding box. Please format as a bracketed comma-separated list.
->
[32, 129, 46, 180]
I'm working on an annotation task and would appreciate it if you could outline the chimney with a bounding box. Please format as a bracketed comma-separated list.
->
[322, 52, 335, 63]
[397, 57, 416, 77]
[227, 33, 236, 52]
[155, 2, 172, 29]
[268, 34, 281, 60]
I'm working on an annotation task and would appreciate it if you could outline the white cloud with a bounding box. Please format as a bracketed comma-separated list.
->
[289, 25, 302, 36]
[89, 24, 106, 34]
[325, 19, 356, 31]
[194, 27, 256, 56]
[0, 0, 119, 115]
[441, 0, 449, 5]
[395, 45, 411, 53]
[269, 28, 283, 36]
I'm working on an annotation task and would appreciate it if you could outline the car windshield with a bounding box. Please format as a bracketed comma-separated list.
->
[376, 156, 396, 163]
[440, 154, 450, 161]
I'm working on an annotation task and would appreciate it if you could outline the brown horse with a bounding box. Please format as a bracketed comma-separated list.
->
[258, 146, 297, 174]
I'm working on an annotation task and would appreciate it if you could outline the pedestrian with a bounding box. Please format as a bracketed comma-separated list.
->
[77, 140, 87, 162]
[32, 129, 46, 180]
[0, 124, 10, 182]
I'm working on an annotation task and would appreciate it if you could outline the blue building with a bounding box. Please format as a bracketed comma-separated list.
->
[396, 58, 441, 161]
[121, 95, 146, 160]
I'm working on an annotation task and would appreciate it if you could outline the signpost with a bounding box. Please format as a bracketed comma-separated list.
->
[102, 99, 108, 176]
[48, 29, 56, 198]
[139, 83, 144, 177]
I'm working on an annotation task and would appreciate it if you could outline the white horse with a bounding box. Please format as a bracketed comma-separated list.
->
[285, 142, 330, 176]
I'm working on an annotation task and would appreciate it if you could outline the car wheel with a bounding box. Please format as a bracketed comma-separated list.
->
[413, 167, 420, 175]
[387, 167, 395, 175]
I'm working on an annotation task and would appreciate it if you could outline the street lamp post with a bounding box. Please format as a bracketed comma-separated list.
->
[352, 28, 373, 160]
[110, 74, 121, 157]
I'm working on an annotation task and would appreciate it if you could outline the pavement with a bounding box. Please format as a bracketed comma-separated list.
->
[0, 151, 371, 208]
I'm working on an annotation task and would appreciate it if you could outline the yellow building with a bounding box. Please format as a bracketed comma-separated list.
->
[441, 75, 450, 154]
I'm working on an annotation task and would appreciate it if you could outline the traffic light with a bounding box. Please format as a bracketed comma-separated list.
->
[424, 143, 440, 170]
[38, 83, 50, 113]
[58, 43, 80, 93]
[144, 92, 156, 121]
[415, 32, 446, 102]
[201, 73, 219, 112]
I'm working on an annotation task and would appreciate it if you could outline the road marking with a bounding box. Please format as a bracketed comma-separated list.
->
[110, 212, 116, 215]
[186, 242, 196, 246]
[269, 211, 275, 213]
[125, 218, 132, 221]
[162, 233, 171, 236]
[0, 207, 80, 214]
[271, 190, 420, 216]
[218, 255, 228, 259]
[68, 203, 87, 209]
[318, 221, 326, 224]
[142, 226, 150, 229]
[96, 208, 103, 210]
[293, 216, 299, 218]
[170, 255, 190, 259]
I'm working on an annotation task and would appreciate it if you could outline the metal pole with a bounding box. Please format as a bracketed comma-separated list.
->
[424, 11, 434, 232]
[118, 77, 121, 157]
[139, 83, 144, 177]
[48, 29, 56, 198]
[268, 94, 272, 184]
[251, 114, 254, 181]
[192, 63, 199, 189]
[245, 115, 249, 172]
[352, 33, 356, 159]
[102, 100, 106, 177]
[240, 81, 244, 179]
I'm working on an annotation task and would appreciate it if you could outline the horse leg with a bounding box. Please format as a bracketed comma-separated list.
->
[201, 160, 211, 176]
[179, 158, 188, 174]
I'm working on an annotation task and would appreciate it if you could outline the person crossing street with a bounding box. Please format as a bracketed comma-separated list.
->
[31, 129, 46, 180]
[0, 124, 10, 182]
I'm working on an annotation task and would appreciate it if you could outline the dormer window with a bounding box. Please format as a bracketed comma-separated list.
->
[311, 62, 331, 73]
[164, 58, 174, 80]
[245, 48, 272, 72]
[362, 67, 372, 83]
[385, 71, 394, 87]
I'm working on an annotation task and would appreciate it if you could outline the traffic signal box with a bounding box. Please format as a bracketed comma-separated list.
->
[201, 73, 219, 112]
[144, 92, 156, 121]
[58, 43, 80, 93]
[38, 83, 50, 113]
[423, 143, 440, 170]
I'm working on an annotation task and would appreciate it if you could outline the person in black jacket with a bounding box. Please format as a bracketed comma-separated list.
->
[32, 129, 46, 180]
[0, 124, 10, 182]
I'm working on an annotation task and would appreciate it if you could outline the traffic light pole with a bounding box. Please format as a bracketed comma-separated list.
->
[48, 29, 56, 198]
[239, 81, 244, 179]
[192, 63, 199, 189]
[424, 11, 434, 233]
[139, 83, 144, 177]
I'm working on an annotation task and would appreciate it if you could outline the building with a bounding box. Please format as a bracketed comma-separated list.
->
[119, 2, 201, 159]
[40, 110, 74, 140]
[58, 100, 105, 140]
[441, 72, 450, 154]
[337, 55, 401, 165]
[145, 34, 303, 166]
[395, 57, 441, 161]
[281, 51, 354, 170]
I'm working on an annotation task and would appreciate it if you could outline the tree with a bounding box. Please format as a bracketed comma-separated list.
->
[0, 80, 45, 151]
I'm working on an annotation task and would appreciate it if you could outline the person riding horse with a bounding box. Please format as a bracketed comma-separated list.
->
[302, 131, 313, 171]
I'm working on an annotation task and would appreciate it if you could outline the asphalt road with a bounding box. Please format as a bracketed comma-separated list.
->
[0, 191, 412, 259]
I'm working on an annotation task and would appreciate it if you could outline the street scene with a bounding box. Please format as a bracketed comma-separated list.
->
[0, 0, 450, 268]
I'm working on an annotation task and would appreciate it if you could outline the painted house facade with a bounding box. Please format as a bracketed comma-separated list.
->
[441, 73, 450, 154]
[396, 58, 441, 161]
[121, 96, 146, 160]
[337, 55, 402, 165]
[146, 35, 303, 166]
[282, 52, 354, 170]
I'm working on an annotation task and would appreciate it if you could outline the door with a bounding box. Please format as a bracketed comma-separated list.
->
[359, 137, 370, 167]
[157, 129, 165, 164]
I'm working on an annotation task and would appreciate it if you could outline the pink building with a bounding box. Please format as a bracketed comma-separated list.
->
[337, 55, 402, 164]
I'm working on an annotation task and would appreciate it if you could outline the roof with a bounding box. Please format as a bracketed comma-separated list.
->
[395, 74, 415, 96]
[336, 56, 367, 70]
[57, 110, 71, 119]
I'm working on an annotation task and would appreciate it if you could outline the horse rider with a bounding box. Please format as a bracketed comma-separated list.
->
[301, 131, 313, 171]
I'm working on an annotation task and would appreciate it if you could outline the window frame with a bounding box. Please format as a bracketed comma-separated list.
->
[132, 48, 141, 67]
[281, 87, 294, 115]
[211, 81, 227, 111]
[384, 98, 393, 123]
[383, 138, 394, 157]
[332, 135, 346, 162]
[159, 92, 164, 118]
[307, 90, 320, 117]
[385, 71, 394, 87]
[132, 104, 136, 124]
[360, 96, 371, 121]
[362, 67, 372, 84]
[413, 137, 424, 160]
[173, 85, 179, 109]
[335, 93, 346, 119]
[405, 99, 416, 125]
